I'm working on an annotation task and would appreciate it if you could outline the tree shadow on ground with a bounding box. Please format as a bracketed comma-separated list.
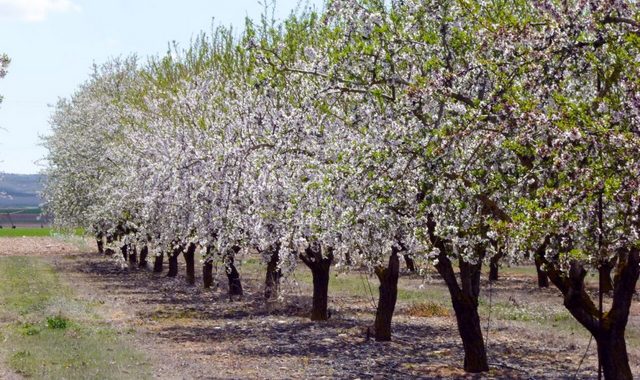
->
[58, 253, 606, 379]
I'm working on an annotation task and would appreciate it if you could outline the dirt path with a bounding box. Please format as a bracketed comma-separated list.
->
[1, 237, 638, 379]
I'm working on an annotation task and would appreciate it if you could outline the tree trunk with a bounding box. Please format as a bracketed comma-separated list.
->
[121, 244, 128, 261]
[540, 247, 639, 380]
[225, 255, 243, 298]
[96, 233, 104, 254]
[184, 243, 196, 285]
[429, 222, 489, 373]
[534, 245, 549, 288]
[595, 327, 633, 380]
[105, 235, 115, 256]
[403, 254, 416, 273]
[264, 247, 282, 300]
[300, 244, 333, 321]
[488, 250, 503, 282]
[451, 295, 489, 372]
[488, 260, 499, 282]
[203, 260, 213, 289]
[534, 257, 549, 288]
[374, 250, 400, 341]
[167, 249, 180, 278]
[599, 258, 614, 294]
[128, 245, 138, 265]
[153, 252, 164, 273]
[139, 246, 148, 269]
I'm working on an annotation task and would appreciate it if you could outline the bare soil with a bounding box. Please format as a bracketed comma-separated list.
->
[1, 237, 638, 379]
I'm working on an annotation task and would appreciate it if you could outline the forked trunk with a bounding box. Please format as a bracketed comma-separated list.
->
[184, 243, 196, 285]
[541, 248, 639, 380]
[153, 252, 164, 273]
[374, 250, 400, 341]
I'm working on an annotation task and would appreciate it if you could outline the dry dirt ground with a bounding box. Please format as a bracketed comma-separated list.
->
[1, 236, 639, 379]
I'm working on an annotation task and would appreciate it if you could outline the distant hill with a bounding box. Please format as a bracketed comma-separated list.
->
[0, 173, 44, 208]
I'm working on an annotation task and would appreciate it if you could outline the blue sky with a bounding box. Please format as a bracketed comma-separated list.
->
[0, 0, 321, 174]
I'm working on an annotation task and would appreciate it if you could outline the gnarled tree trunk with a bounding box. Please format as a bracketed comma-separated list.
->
[374, 249, 400, 341]
[300, 244, 333, 321]
[541, 247, 639, 380]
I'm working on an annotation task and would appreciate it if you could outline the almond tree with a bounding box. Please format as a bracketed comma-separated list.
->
[503, 2, 640, 378]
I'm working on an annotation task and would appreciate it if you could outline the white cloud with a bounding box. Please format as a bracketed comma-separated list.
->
[0, 0, 80, 22]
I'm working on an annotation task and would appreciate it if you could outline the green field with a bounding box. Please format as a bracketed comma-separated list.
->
[0, 228, 84, 238]
[0, 208, 43, 215]
[0, 256, 150, 379]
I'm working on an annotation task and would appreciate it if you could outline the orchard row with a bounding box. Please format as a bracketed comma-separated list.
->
[43, 1, 640, 378]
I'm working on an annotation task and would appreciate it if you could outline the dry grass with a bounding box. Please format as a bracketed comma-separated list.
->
[404, 301, 451, 318]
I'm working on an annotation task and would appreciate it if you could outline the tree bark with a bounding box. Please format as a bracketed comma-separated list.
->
[540, 247, 639, 380]
[203, 260, 213, 289]
[599, 258, 615, 294]
[128, 245, 138, 265]
[105, 234, 115, 256]
[167, 248, 181, 278]
[139, 246, 148, 269]
[534, 256, 549, 288]
[488, 248, 503, 282]
[596, 327, 633, 380]
[264, 246, 282, 300]
[374, 250, 400, 341]
[121, 244, 129, 261]
[225, 254, 243, 299]
[451, 293, 488, 373]
[300, 244, 333, 321]
[184, 243, 196, 285]
[153, 252, 164, 273]
[403, 254, 416, 273]
[96, 233, 104, 254]
[427, 216, 489, 373]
